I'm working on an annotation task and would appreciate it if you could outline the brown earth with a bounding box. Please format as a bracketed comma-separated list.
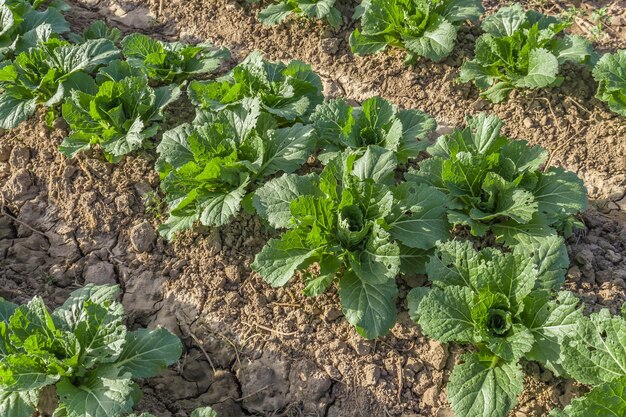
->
[1, 1, 626, 416]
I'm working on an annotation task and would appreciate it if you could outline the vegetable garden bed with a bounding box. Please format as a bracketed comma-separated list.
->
[0, 0, 625, 416]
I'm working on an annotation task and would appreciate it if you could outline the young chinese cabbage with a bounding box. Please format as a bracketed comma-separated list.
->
[409, 238, 581, 417]
[68, 20, 122, 44]
[592, 50, 626, 116]
[121, 33, 230, 84]
[406, 113, 588, 246]
[311, 96, 436, 164]
[254, 0, 342, 29]
[253, 148, 451, 338]
[0, 285, 182, 417]
[0, 37, 119, 129]
[60, 70, 180, 162]
[460, 3, 593, 103]
[350, 0, 483, 63]
[0, 0, 69, 60]
[156, 97, 316, 239]
[188, 51, 323, 126]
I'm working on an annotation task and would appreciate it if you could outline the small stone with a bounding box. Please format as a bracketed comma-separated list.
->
[182, 355, 213, 382]
[350, 339, 372, 356]
[606, 201, 620, 212]
[324, 307, 343, 322]
[523, 117, 534, 128]
[362, 364, 380, 386]
[616, 196, 626, 211]
[320, 38, 340, 55]
[114, 194, 134, 214]
[567, 265, 582, 282]
[596, 270, 612, 285]
[0, 143, 11, 162]
[169, 259, 188, 278]
[606, 249, 622, 263]
[3, 169, 34, 201]
[575, 249, 594, 266]
[323, 365, 342, 379]
[436, 408, 455, 417]
[130, 221, 156, 253]
[9, 146, 29, 167]
[224, 265, 240, 283]
[83, 261, 117, 285]
[405, 357, 424, 373]
[427, 340, 448, 371]
[422, 385, 439, 405]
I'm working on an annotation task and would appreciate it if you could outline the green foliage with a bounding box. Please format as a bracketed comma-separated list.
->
[460, 3, 593, 102]
[551, 311, 626, 416]
[350, 0, 483, 63]
[0, 0, 69, 60]
[0, 37, 119, 129]
[60, 67, 180, 162]
[0, 285, 182, 417]
[253, 149, 451, 338]
[255, 0, 342, 28]
[551, 375, 626, 417]
[311, 96, 436, 164]
[409, 238, 582, 417]
[68, 20, 122, 44]
[188, 51, 323, 126]
[156, 97, 316, 239]
[592, 50, 626, 116]
[121, 33, 230, 84]
[406, 113, 588, 246]
[561, 309, 626, 386]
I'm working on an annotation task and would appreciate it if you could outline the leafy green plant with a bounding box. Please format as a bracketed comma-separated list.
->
[253, 0, 342, 29]
[0, 0, 69, 60]
[409, 238, 581, 417]
[460, 3, 593, 103]
[0, 37, 119, 129]
[551, 375, 626, 416]
[406, 113, 588, 246]
[121, 33, 230, 84]
[68, 20, 122, 44]
[0, 284, 182, 417]
[60, 70, 180, 162]
[188, 51, 323, 126]
[156, 97, 316, 239]
[252, 148, 451, 338]
[590, 7, 608, 40]
[350, 0, 483, 63]
[311, 95, 435, 164]
[592, 50, 626, 116]
[551, 309, 626, 416]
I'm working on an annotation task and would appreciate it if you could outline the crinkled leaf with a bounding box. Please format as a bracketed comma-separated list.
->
[56, 368, 136, 417]
[416, 286, 476, 343]
[116, 328, 182, 378]
[521, 291, 582, 375]
[388, 183, 451, 249]
[252, 230, 320, 287]
[558, 376, 626, 417]
[448, 352, 524, 417]
[338, 270, 397, 339]
[561, 309, 626, 385]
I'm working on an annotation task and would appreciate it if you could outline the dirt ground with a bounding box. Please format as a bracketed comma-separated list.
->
[1, 1, 626, 416]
